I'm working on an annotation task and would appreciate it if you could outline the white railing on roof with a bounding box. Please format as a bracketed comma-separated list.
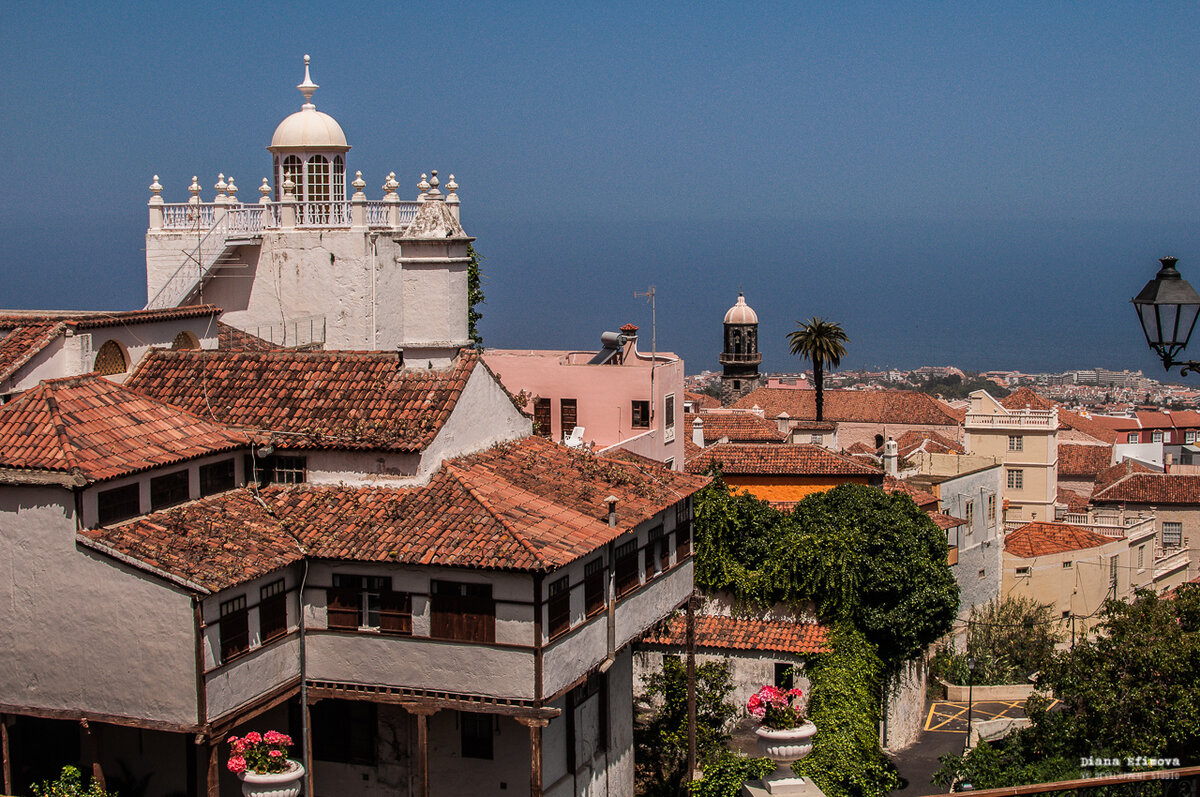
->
[162, 203, 216, 230]
[158, 200, 422, 232]
[225, 206, 269, 235]
[298, 201, 351, 227]
[251, 314, 326, 348]
[365, 201, 390, 227]
[965, 409, 1057, 430]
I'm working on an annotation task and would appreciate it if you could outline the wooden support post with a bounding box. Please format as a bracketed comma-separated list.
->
[516, 717, 549, 797]
[402, 704, 439, 797]
[206, 739, 220, 797]
[304, 700, 315, 794]
[80, 720, 106, 792]
[1, 715, 11, 797]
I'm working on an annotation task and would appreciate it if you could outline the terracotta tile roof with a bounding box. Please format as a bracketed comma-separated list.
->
[1005, 521, 1115, 557]
[684, 412, 785, 444]
[82, 437, 709, 589]
[0, 305, 221, 330]
[895, 430, 964, 457]
[931, 511, 968, 530]
[845, 441, 876, 455]
[126, 349, 481, 452]
[1092, 473, 1200, 505]
[684, 391, 720, 410]
[686, 442, 881, 477]
[1057, 443, 1113, 477]
[732, 388, 962, 426]
[642, 613, 829, 656]
[882, 476, 939, 510]
[1057, 487, 1089, 514]
[999, 388, 1054, 411]
[0, 322, 65, 385]
[1093, 459, 1157, 493]
[79, 489, 300, 591]
[684, 436, 703, 460]
[217, 322, 277, 352]
[0, 374, 249, 482]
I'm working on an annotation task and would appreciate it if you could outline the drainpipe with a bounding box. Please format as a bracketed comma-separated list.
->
[298, 558, 311, 795]
[602, 499, 619, 671]
[369, 233, 379, 350]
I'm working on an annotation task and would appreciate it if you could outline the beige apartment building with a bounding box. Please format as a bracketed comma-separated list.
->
[965, 390, 1058, 525]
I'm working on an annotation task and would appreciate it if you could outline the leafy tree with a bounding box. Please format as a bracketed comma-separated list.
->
[466, 243, 486, 347]
[634, 656, 738, 797]
[30, 766, 116, 797]
[689, 752, 775, 797]
[934, 587, 1200, 790]
[787, 318, 848, 421]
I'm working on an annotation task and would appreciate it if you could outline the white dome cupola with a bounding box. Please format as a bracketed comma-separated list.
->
[267, 55, 351, 203]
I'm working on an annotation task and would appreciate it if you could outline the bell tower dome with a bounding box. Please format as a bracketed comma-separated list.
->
[720, 291, 762, 404]
[267, 55, 351, 204]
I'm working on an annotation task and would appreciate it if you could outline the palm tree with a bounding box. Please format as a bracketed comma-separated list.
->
[787, 318, 848, 422]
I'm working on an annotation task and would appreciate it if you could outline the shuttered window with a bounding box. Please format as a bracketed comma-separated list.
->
[200, 459, 236, 496]
[431, 581, 495, 643]
[327, 575, 409, 634]
[150, 469, 189, 511]
[548, 577, 571, 639]
[97, 483, 140, 526]
[561, 399, 578, 435]
[379, 591, 412, 635]
[584, 558, 606, 617]
[259, 579, 288, 642]
[631, 400, 650, 428]
[615, 540, 639, 597]
[534, 398, 552, 438]
[219, 595, 249, 663]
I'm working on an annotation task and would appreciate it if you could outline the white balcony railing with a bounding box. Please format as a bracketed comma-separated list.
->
[965, 409, 1058, 430]
[159, 200, 421, 232]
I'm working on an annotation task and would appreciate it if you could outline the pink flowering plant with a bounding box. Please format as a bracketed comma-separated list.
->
[746, 685, 806, 730]
[226, 729, 295, 775]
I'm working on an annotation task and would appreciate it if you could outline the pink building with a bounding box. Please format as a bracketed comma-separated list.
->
[486, 324, 686, 469]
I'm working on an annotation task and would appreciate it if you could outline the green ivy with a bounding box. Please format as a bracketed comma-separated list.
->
[466, 243, 486, 347]
[794, 624, 900, 797]
[689, 751, 775, 797]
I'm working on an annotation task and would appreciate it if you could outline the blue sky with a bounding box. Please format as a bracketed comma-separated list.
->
[3, 2, 1200, 376]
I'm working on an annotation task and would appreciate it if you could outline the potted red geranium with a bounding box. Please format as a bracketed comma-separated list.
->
[227, 730, 305, 796]
[747, 685, 816, 792]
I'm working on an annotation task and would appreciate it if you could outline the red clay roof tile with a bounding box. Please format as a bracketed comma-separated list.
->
[684, 412, 786, 444]
[1005, 521, 1115, 557]
[1058, 443, 1113, 477]
[732, 388, 962, 426]
[686, 442, 880, 476]
[643, 613, 829, 655]
[1092, 472, 1200, 505]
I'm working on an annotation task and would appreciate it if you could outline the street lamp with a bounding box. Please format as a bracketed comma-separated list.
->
[966, 656, 976, 751]
[1132, 256, 1200, 375]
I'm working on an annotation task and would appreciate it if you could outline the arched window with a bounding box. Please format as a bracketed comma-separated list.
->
[282, 155, 304, 201]
[732, 329, 742, 355]
[332, 155, 345, 200]
[171, 331, 200, 350]
[307, 156, 330, 202]
[93, 340, 129, 376]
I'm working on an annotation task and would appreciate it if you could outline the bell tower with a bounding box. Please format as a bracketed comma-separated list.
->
[720, 292, 762, 404]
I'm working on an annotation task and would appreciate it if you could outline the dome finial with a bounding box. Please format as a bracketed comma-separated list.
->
[298, 54, 319, 107]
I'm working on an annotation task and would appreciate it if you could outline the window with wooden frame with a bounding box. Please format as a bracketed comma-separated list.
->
[560, 399, 578, 436]
[675, 501, 693, 561]
[327, 575, 411, 634]
[631, 400, 650, 428]
[1163, 522, 1183, 548]
[460, 712, 494, 760]
[259, 579, 288, 642]
[548, 576, 571, 639]
[1152, 430, 1165, 443]
[219, 595, 249, 663]
[664, 393, 675, 432]
[1007, 469, 1024, 490]
[1109, 556, 1119, 589]
[431, 581, 495, 643]
[584, 558, 606, 616]
[150, 469, 189, 511]
[987, 494, 996, 522]
[614, 540, 639, 597]
[97, 483, 140, 526]
[534, 398, 552, 438]
[658, 527, 671, 572]
[271, 456, 307, 484]
[312, 700, 376, 765]
[199, 459, 236, 497]
[1128, 432, 1139, 444]
[1008, 435, 1023, 452]
[964, 500, 975, 526]
[644, 527, 664, 581]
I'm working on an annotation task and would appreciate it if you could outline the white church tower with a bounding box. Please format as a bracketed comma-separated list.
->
[144, 56, 471, 365]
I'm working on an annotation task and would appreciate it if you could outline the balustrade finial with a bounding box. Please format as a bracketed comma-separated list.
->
[259, 178, 272, 197]
[446, 174, 459, 207]
[226, 176, 238, 201]
[426, 170, 441, 198]
[353, 171, 366, 191]
[149, 175, 163, 196]
[188, 176, 202, 204]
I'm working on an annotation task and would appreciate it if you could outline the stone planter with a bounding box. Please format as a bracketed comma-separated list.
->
[754, 721, 816, 794]
[238, 759, 305, 797]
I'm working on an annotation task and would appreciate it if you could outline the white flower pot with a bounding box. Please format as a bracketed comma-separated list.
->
[754, 721, 817, 794]
[239, 759, 305, 797]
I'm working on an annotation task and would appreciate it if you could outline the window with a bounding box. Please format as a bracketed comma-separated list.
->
[1128, 432, 1140, 444]
[631, 400, 650, 429]
[964, 501, 975, 525]
[810, 433, 823, 444]
[219, 595, 248, 663]
[1109, 556, 1119, 589]
[248, 454, 308, 485]
[1152, 430, 1165, 443]
[431, 581, 494, 643]
[93, 340, 129, 376]
[645, 528, 663, 580]
[1138, 545, 1145, 571]
[664, 457, 675, 470]
[1063, 560, 1073, 569]
[1007, 469, 1024, 490]
[328, 575, 411, 635]
[97, 483, 140, 526]
[1188, 430, 1198, 444]
[560, 399, 578, 435]
[774, 662, 794, 690]
[260, 579, 288, 642]
[978, 568, 987, 580]
[281, 155, 304, 201]
[1015, 566, 1031, 577]
[1163, 522, 1183, 548]
[987, 494, 996, 522]
[664, 393, 675, 432]
[1008, 435, 1023, 452]
[614, 540, 639, 597]
[150, 469, 189, 511]
[584, 558, 606, 616]
[312, 700, 376, 764]
[1062, 609, 1071, 619]
[675, 501, 693, 561]
[200, 459, 236, 496]
[548, 577, 571, 639]
[534, 398, 552, 438]
[461, 712, 494, 760]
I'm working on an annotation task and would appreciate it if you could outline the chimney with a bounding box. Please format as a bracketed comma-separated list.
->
[883, 437, 899, 476]
[605, 496, 619, 527]
[619, 323, 638, 362]
[692, 416, 705, 448]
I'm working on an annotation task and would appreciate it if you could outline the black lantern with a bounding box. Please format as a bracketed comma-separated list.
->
[1132, 257, 1200, 374]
